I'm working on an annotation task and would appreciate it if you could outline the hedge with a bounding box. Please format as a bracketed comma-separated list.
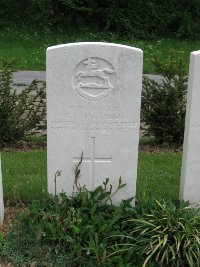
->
[1, 0, 200, 39]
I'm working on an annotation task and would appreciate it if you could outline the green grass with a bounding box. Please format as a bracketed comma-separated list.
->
[137, 151, 182, 202]
[1, 150, 182, 202]
[2, 150, 47, 202]
[1, 27, 200, 73]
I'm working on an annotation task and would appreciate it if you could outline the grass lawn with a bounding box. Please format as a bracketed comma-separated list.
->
[1, 27, 200, 73]
[2, 150, 47, 202]
[137, 151, 182, 202]
[1, 149, 182, 203]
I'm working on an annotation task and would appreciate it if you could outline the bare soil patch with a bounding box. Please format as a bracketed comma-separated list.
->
[139, 144, 182, 153]
[3, 140, 46, 152]
[0, 205, 26, 236]
[3, 140, 182, 153]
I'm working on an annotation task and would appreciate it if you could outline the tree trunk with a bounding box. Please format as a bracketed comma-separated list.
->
[0, 151, 4, 225]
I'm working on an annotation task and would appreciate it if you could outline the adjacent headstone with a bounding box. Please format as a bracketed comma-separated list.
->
[0, 153, 4, 225]
[180, 51, 200, 206]
[47, 42, 143, 205]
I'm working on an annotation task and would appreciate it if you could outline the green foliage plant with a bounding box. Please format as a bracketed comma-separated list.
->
[0, 60, 46, 149]
[2, 0, 200, 39]
[117, 200, 200, 267]
[2, 176, 200, 266]
[141, 50, 188, 145]
[2, 180, 133, 266]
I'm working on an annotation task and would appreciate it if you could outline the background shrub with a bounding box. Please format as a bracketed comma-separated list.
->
[1, 0, 200, 39]
[0, 60, 46, 149]
[141, 50, 188, 145]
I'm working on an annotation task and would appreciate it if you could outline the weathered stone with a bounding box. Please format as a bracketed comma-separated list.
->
[47, 42, 143, 205]
[180, 51, 200, 206]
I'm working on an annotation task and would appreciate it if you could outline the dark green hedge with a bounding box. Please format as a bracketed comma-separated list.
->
[1, 0, 200, 39]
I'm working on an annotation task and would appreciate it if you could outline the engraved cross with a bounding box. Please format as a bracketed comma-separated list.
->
[73, 137, 112, 188]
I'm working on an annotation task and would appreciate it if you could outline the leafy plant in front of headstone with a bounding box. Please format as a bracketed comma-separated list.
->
[114, 200, 200, 267]
[2, 182, 200, 266]
[2, 182, 134, 266]
[141, 50, 188, 145]
[73, 152, 127, 205]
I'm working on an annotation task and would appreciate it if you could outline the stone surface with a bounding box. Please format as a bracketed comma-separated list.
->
[0, 153, 4, 225]
[180, 51, 200, 206]
[47, 42, 143, 205]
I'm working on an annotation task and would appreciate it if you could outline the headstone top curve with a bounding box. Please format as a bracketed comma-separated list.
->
[46, 42, 143, 53]
[191, 50, 200, 56]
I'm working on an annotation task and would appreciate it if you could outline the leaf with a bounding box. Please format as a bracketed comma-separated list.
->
[127, 219, 156, 227]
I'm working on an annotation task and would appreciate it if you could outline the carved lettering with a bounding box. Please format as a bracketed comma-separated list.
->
[51, 120, 136, 132]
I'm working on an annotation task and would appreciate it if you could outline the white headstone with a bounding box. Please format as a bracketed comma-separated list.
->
[0, 153, 4, 225]
[180, 51, 200, 205]
[47, 42, 143, 205]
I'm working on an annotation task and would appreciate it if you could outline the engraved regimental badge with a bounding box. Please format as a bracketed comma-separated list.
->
[73, 57, 116, 101]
